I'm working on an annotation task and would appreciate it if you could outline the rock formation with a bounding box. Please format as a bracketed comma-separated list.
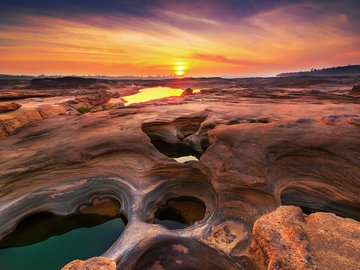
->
[0, 76, 359, 269]
[251, 206, 360, 270]
[181, 88, 193, 96]
[349, 84, 360, 96]
[64, 90, 114, 113]
[0, 102, 21, 113]
[62, 257, 116, 270]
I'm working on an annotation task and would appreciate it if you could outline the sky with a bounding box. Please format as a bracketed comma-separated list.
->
[0, 0, 359, 77]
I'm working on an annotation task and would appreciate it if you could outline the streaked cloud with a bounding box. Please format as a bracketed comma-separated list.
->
[0, 0, 359, 76]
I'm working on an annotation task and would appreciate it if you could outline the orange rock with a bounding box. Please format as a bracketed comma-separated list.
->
[61, 257, 116, 270]
[0, 102, 21, 113]
[251, 206, 360, 270]
[349, 84, 360, 96]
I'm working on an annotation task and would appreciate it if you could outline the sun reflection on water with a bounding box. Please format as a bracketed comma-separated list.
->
[122, 86, 184, 105]
[121, 86, 201, 106]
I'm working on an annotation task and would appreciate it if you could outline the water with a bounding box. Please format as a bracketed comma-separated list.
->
[122, 86, 184, 105]
[155, 219, 187, 230]
[173, 155, 199, 163]
[121, 86, 200, 106]
[0, 216, 126, 270]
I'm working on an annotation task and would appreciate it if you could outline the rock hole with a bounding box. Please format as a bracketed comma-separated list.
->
[173, 155, 199, 163]
[280, 189, 360, 221]
[133, 239, 256, 270]
[149, 140, 202, 159]
[0, 198, 127, 270]
[154, 196, 206, 230]
[141, 116, 208, 160]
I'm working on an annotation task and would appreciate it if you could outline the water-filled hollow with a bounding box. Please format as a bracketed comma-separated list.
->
[0, 198, 127, 269]
[141, 116, 209, 161]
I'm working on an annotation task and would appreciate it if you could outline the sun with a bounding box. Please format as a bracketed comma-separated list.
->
[176, 70, 185, 76]
[174, 62, 187, 76]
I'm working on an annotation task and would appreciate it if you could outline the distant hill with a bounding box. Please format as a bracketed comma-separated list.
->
[277, 65, 360, 77]
[29, 76, 103, 89]
[0, 74, 35, 80]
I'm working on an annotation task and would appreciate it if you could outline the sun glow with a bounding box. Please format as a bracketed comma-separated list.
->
[174, 62, 187, 76]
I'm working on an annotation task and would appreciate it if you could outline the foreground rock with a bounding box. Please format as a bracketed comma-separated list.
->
[62, 257, 116, 270]
[251, 206, 360, 270]
[0, 102, 21, 113]
[64, 206, 360, 270]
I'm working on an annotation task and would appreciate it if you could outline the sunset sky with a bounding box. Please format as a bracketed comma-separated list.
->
[0, 0, 359, 77]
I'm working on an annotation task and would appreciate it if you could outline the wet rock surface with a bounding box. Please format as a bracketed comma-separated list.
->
[0, 76, 359, 269]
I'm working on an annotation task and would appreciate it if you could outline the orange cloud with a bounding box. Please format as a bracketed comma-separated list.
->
[0, 3, 359, 76]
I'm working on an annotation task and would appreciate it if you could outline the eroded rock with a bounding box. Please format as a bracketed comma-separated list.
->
[0, 102, 21, 113]
[61, 257, 116, 270]
[0, 76, 359, 270]
[349, 84, 360, 96]
[181, 88, 193, 96]
[251, 206, 360, 270]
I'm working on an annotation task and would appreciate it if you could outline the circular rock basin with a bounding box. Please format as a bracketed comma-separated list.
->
[0, 201, 127, 269]
[154, 196, 206, 230]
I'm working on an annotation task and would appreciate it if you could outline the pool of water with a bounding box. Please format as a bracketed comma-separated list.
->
[0, 214, 126, 270]
[155, 219, 187, 230]
[121, 86, 201, 106]
[122, 86, 183, 105]
[173, 155, 199, 163]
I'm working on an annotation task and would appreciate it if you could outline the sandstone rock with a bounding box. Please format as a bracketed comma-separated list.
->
[61, 257, 116, 270]
[349, 85, 360, 96]
[65, 91, 112, 112]
[111, 92, 120, 98]
[251, 206, 360, 270]
[0, 105, 67, 136]
[181, 88, 193, 96]
[0, 77, 359, 270]
[0, 102, 21, 113]
[37, 105, 67, 118]
[0, 111, 43, 136]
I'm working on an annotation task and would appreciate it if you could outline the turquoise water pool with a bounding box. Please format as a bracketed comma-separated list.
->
[0, 214, 126, 270]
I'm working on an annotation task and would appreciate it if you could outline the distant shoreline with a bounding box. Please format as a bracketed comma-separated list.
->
[276, 65, 360, 77]
[1, 64, 359, 80]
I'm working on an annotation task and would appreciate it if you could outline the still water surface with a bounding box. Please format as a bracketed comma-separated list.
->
[0, 215, 126, 270]
[122, 86, 184, 105]
[122, 86, 200, 105]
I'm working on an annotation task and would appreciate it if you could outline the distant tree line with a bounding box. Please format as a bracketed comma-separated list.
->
[277, 65, 360, 77]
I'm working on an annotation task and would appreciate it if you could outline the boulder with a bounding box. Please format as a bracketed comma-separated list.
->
[61, 257, 116, 270]
[181, 88, 193, 97]
[251, 206, 360, 270]
[349, 85, 360, 96]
